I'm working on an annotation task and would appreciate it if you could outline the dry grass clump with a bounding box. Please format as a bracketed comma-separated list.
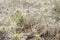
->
[0, 0, 60, 40]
